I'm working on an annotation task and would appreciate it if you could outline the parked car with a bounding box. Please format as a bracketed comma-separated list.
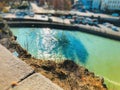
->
[111, 26, 119, 32]
[29, 12, 35, 17]
[41, 15, 46, 18]
[103, 23, 113, 28]
[16, 11, 27, 16]
[86, 18, 93, 25]
[79, 9, 86, 12]
[103, 23, 119, 32]
[75, 16, 84, 24]
[92, 19, 98, 26]
[66, 16, 72, 19]
[70, 19, 75, 24]
[82, 19, 88, 25]
[112, 13, 119, 17]
[48, 14, 52, 17]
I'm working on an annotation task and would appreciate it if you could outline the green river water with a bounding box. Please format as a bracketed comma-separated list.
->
[11, 28, 120, 90]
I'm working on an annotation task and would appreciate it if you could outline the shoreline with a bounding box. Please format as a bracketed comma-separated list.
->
[1, 19, 120, 41]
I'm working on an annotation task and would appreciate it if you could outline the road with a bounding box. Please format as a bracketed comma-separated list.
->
[31, 2, 119, 20]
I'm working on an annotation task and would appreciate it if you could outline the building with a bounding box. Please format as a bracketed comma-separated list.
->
[87, 0, 93, 9]
[101, 0, 120, 11]
[92, 0, 101, 10]
[81, 0, 93, 10]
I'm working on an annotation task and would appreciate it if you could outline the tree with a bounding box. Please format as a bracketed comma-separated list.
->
[64, 0, 72, 10]
[39, 0, 45, 6]
[0, 2, 7, 12]
[52, 0, 72, 10]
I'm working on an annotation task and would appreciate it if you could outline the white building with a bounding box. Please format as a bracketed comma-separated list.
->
[101, 0, 120, 11]
[92, 0, 101, 10]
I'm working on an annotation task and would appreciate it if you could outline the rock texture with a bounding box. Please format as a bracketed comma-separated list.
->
[23, 59, 107, 90]
[10, 73, 63, 90]
[0, 17, 31, 58]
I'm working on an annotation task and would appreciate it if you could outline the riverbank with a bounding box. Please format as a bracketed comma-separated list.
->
[0, 18, 107, 90]
[1, 19, 120, 41]
[22, 58, 107, 90]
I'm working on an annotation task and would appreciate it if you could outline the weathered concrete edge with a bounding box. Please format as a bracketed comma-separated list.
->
[0, 44, 63, 90]
[0, 21, 120, 41]
[10, 73, 63, 90]
[0, 44, 35, 90]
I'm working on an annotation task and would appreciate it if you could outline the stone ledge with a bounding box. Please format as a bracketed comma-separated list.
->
[0, 44, 62, 90]
[10, 73, 63, 90]
[0, 44, 34, 90]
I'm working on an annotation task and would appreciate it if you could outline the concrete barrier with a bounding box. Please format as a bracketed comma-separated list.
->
[10, 73, 63, 90]
[0, 44, 34, 90]
[0, 44, 63, 90]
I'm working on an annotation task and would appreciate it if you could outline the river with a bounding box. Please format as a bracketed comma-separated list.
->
[11, 28, 120, 90]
